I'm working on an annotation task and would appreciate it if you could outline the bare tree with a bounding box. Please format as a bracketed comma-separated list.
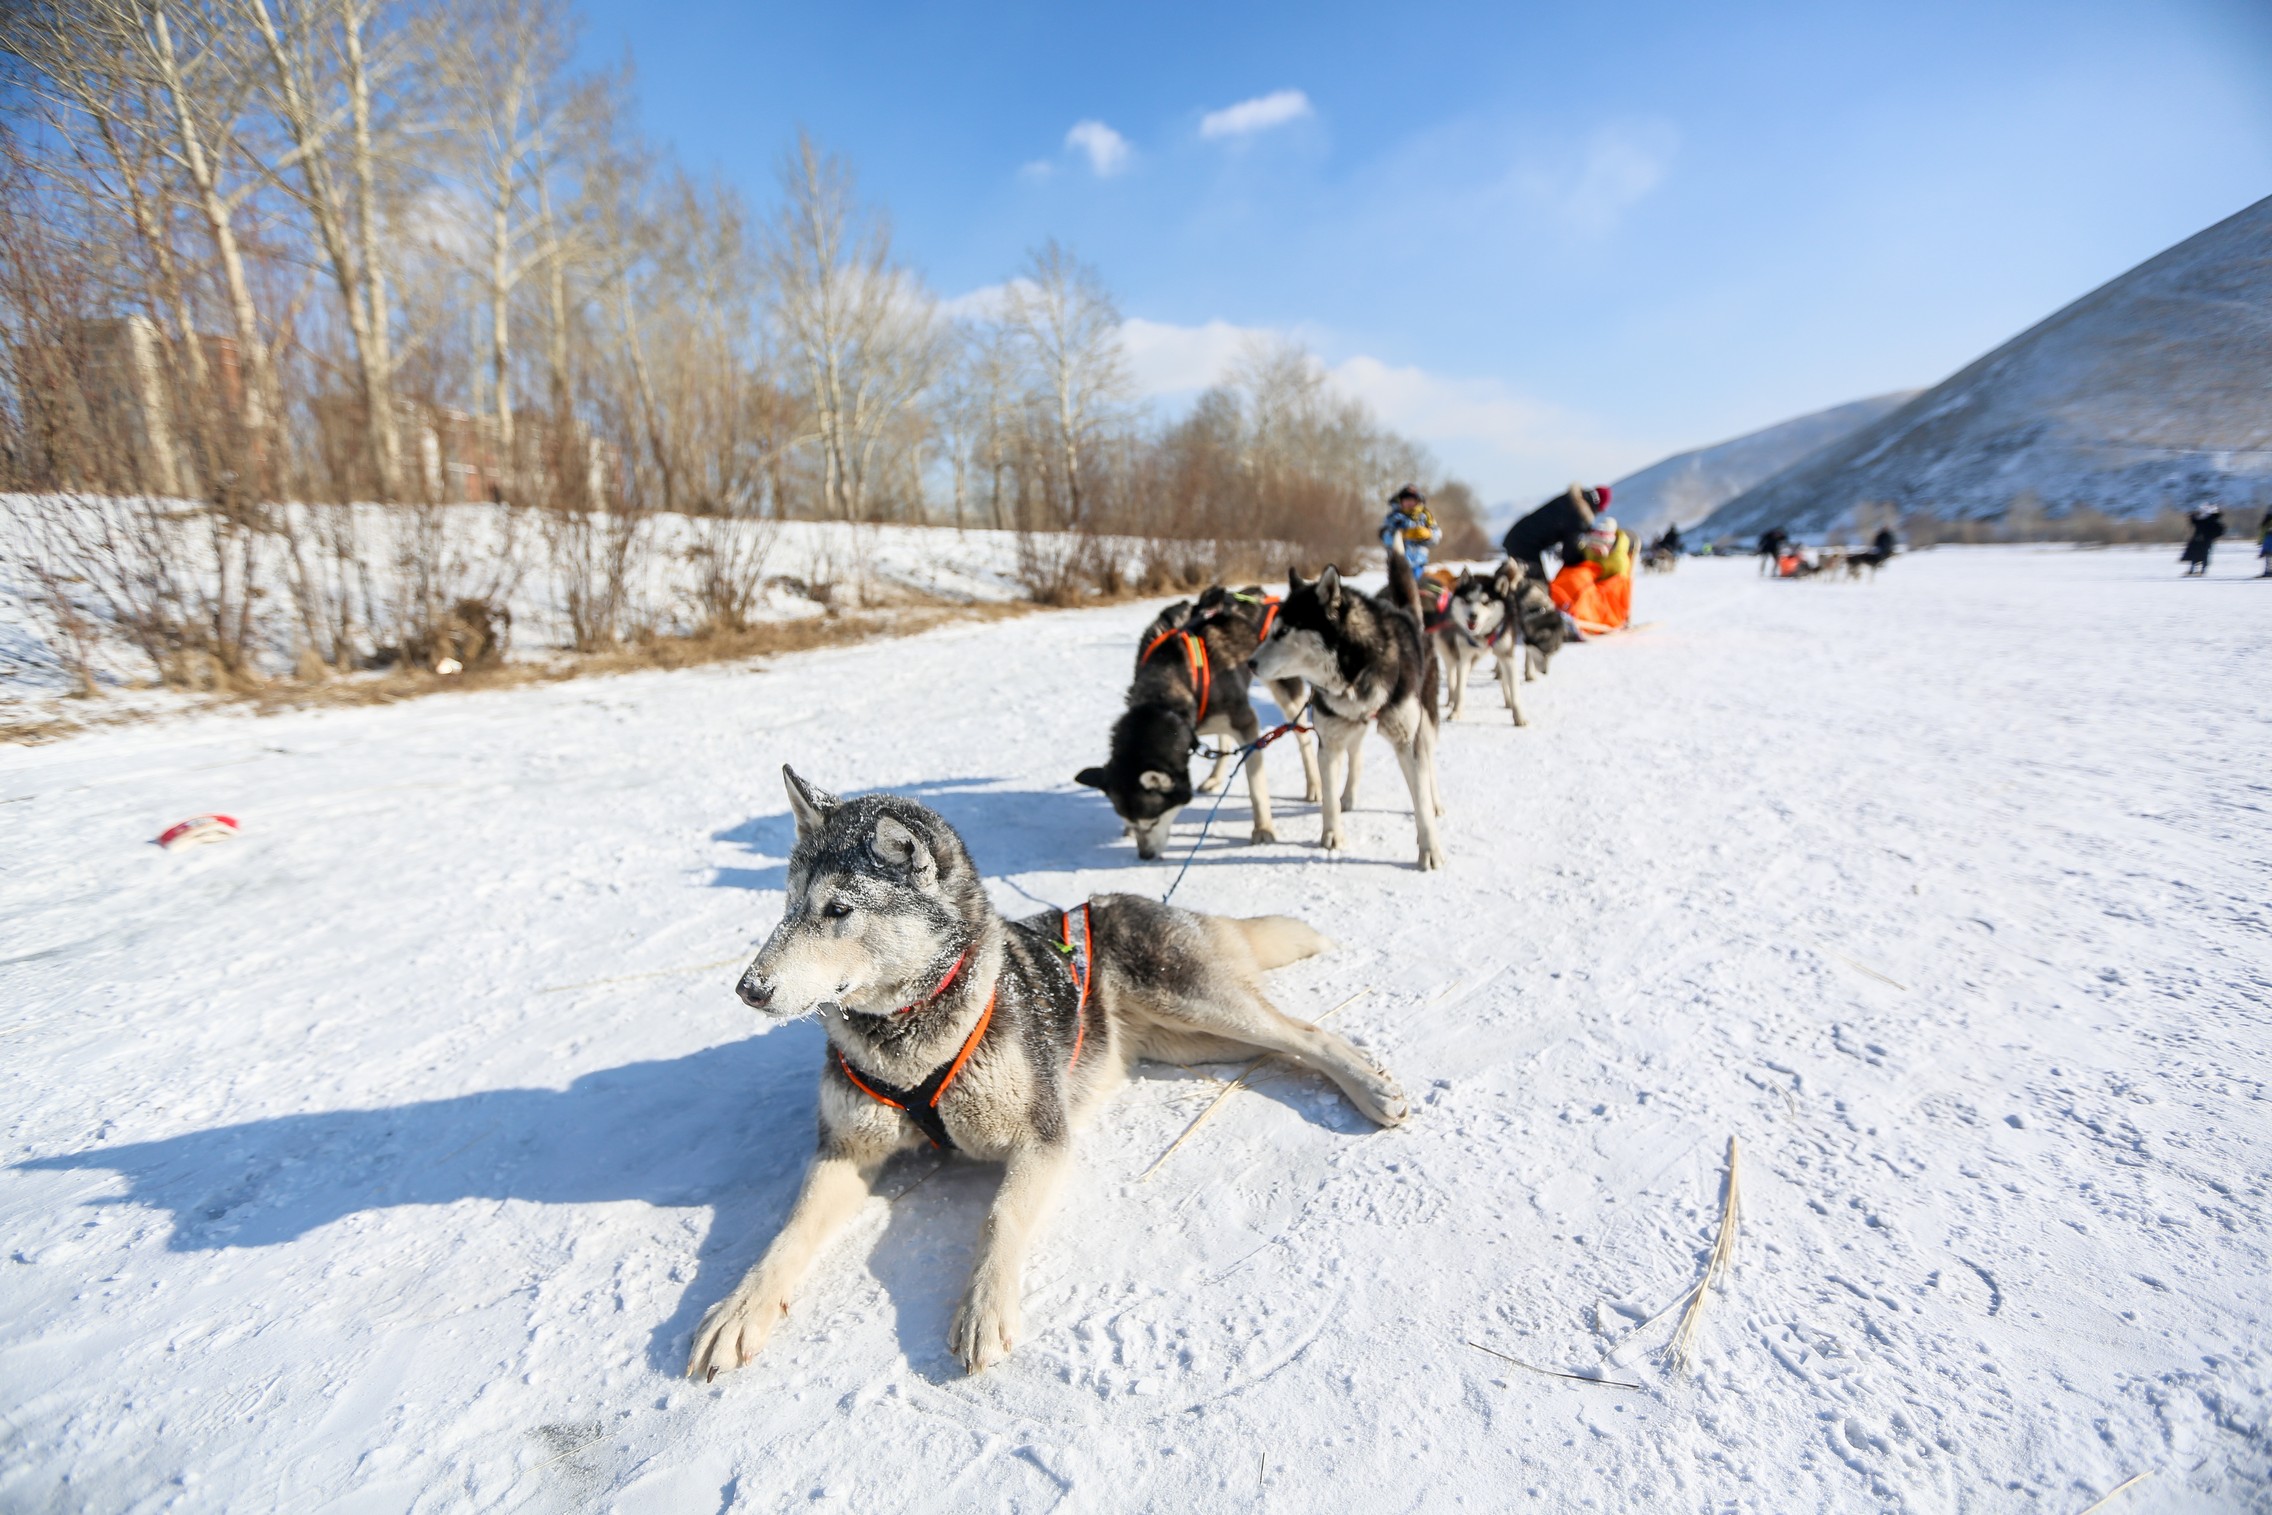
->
[238, 0, 425, 499]
[763, 132, 946, 523]
[1001, 238, 1129, 530]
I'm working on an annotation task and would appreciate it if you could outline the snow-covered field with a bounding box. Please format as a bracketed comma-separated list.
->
[2, 546, 2266, 1512]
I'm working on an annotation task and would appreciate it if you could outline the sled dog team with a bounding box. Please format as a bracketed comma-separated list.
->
[690, 541, 1570, 1383]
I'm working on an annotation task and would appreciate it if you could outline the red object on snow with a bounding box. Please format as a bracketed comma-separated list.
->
[158, 814, 239, 849]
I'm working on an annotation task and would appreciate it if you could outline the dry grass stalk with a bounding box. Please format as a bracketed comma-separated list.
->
[1835, 954, 1909, 991]
[1667, 1135, 1742, 1373]
[1465, 1339, 1644, 1391]
[1137, 987, 1371, 1182]
[2075, 1471, 2152, 1514]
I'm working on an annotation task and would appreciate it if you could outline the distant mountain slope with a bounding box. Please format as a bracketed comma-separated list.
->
[1606, 393, 1918, 532]
[1703, 195, 2272, 539]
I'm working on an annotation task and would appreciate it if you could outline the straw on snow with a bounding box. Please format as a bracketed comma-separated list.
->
[2074, 1470, 2153, 1514]
[1667, 1135, 1742, 1373]
[1138, 987, 1372, 1182]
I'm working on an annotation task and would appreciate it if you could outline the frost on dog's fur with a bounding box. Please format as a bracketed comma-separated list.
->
[690, 766, 1404, 1383]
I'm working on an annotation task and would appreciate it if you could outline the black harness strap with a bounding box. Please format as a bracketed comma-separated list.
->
[836, 907, 1095, 1152]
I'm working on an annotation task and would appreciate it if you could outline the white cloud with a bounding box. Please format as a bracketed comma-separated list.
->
[1119, 317, 1265, 396]
[1114, 315, 1657, 504]
[1199, 89, 1314, 140]
[1065, 120, 1132, 177]
[1511, 121, 1677, 239]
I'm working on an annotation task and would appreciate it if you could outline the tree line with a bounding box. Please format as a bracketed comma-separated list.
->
[0, 0, 1487, 687]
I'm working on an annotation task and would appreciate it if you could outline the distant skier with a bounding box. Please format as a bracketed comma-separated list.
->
[2180, 505, 2225, 576]
[1380, 485, 1438, 575]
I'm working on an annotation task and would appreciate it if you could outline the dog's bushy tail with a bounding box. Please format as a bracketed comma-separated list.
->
[1227, 915, 1334, 971]
[1386, 542, 1423, 617]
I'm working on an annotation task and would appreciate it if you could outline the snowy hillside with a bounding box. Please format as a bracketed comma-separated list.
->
[1605, 392, 1916, 534]
[3, 549, 2268, 1510]
[1704, 194, 2272, 538]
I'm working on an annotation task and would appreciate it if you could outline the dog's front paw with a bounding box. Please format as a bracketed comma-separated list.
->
[949, 1280, 1020, 1374]
[1415, 841, 1444, 871]
[687, 1286, 788, 1382]
[1249, 820, 1277, 844]
[1301, 782, 1322, 803]
[1318, 824, 1344, 852]
[1355, 1067, 1410, 1127]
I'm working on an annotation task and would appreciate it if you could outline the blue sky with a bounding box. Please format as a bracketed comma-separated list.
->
[574, 0, 2272, 504]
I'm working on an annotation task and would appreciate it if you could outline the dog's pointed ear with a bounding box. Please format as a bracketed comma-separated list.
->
[1287, 568, 1309, 595]
[869, 813, 937, 886]
[1316, 564, 1343, 607]
[1138, 769, 1177, 794]
[1075, 766, 1107, 790]
[783, 765, 840, 841]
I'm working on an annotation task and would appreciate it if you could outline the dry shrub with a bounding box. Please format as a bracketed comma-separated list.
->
[685, 514, 781, 632]
[544, 505, 649, 650]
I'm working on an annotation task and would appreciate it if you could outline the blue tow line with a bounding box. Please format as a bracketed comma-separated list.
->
[1158, 721, 1309, 906]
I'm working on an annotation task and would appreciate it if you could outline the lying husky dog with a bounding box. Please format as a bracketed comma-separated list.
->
[1075, 591, 1308, 861]
[688, 767, 1407, 1381]
[1252, 550, 1447, 870]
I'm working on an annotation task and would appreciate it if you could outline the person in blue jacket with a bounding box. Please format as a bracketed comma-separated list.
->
[1380, 485, 1438, 574]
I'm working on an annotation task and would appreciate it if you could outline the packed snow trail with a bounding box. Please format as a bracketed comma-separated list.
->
[2, 548, 2267, 1512]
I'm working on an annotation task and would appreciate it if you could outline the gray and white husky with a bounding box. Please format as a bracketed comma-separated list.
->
[1251, 550, 1447, 870]
[1434, 562, 1562, 725]
[687, 767, 1408, 1382]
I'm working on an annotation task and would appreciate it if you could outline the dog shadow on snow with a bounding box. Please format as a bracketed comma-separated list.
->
[18, 1022, 1356, 1383]
[710, 773, 1360, 895]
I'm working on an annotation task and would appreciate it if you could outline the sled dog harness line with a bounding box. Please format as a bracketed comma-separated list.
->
[1053, 903, 1095, 1068]
[836, 987, 998, 1151]
[1140, 628, 1211, 721]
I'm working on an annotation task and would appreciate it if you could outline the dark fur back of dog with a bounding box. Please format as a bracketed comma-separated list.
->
[1493, 561, 1565, 660]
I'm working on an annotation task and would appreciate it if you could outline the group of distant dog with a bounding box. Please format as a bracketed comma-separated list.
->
[1756, 524, 1898, 581]
[686, 482, 1644, 1384]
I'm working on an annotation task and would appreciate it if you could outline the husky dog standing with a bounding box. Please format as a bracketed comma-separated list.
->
[1434, 567, 1535, 725]
[1252, 551, 1447, 870]
[1185, 584, 1322, 801]
[1075, 591, 1308, 861]
[687, 768, 1407, 1381]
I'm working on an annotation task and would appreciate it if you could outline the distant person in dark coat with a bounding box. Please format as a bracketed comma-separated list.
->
[2181, 506, 2225, 575]
[1757, 526, 1789, 575]
[1873, 526, 1897, 558]
[2257, 508, 2272, 577]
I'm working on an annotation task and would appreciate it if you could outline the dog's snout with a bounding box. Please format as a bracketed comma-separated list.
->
[736, 968, 775, 1010]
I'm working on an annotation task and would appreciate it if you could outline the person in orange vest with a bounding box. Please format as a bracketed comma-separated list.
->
[1550, 511, 1634, 635]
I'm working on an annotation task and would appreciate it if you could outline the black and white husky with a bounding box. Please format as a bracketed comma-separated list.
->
[1433, 562, 1563, 725]
[1252, 551, 1447, 870]
[688, 768, 1407, 1381]
[1075, 590, 1315, 861]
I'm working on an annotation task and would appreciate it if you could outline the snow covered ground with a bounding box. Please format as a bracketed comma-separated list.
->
[2, 546, 2267, 1512]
